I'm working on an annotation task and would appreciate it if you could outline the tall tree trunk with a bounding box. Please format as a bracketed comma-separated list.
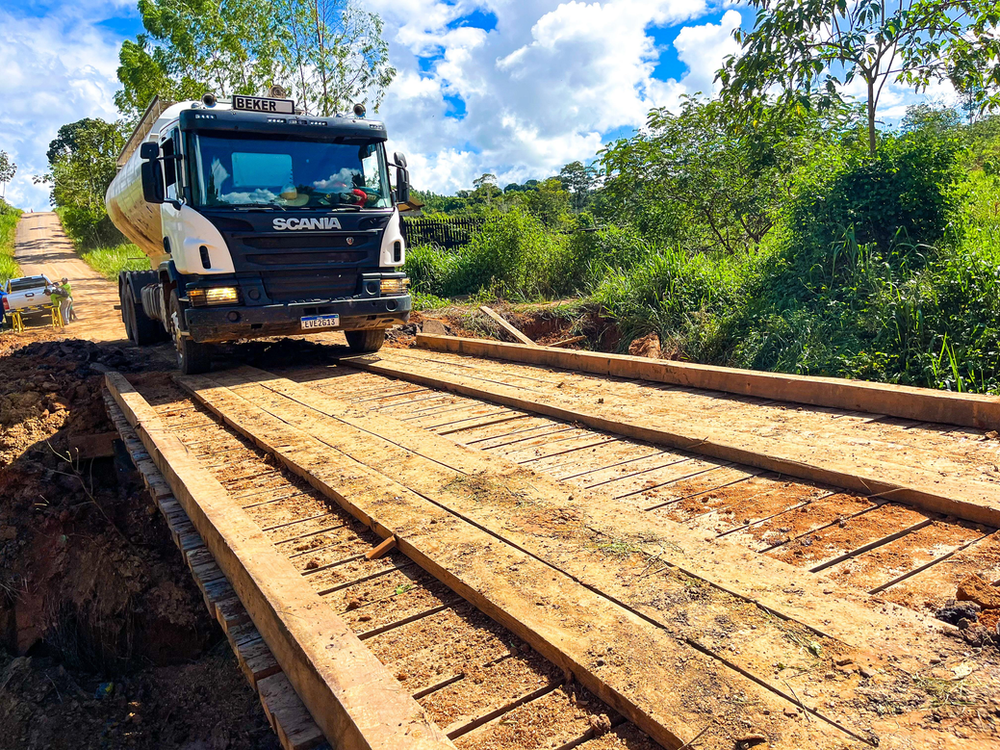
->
[314, 1, 329, 116]
[867, 77, 877, 155]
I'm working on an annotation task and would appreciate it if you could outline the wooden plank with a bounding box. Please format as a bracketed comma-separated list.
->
[257, 672, 329, 750]
[365, 536, 397, 560]
[478, 306, 536, 347]
[179, 369, 896, 749]
[548, 335, 586, 348]
[104, 372, 454, 750]
[415, 333, 1000, 430]
[106, 394, 295, 737]
[349, 352, 1000, 528]
[232, 635, 283, 687]
[188, 369, 1000, 748]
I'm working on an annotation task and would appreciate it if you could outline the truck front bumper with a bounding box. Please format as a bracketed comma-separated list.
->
[184, 295, 411, 343]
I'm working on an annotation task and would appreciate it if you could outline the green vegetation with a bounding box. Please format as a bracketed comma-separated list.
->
[76, 243, 150, 281]
[117, 0, 394, 120]
[401, 4, 1000, 394]
[721, 1, 1000, 154]
[408, 105, 1000, 394]
[0, 150, 15, 202]
[0, 199, 21, 285]
[43, 118, 127, 248]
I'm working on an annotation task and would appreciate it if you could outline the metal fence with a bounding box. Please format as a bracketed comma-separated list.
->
[402, 217, 484, 250]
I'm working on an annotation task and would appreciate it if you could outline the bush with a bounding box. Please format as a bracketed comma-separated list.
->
[404, 244, 457, 294]
[592, 245, 745, 359]
[58, 206, 126, 249]
[446, 208, 568, 299]
[404, 209, 569, 300]
[786, 129, 962, 268]
[557, 226, 653, 291]
[76, 243, 149, 280]
[0, 199, 22, 285]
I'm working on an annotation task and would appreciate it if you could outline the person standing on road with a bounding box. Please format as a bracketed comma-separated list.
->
[48, 277, 74, 324]
[58, 277, 76, 322]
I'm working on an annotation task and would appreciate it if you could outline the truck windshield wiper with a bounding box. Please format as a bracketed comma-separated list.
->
[234, 203, 286, 211]
[325, 204, 363, 211]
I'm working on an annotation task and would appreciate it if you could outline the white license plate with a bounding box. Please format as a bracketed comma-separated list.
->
[300, 314, 340, 330]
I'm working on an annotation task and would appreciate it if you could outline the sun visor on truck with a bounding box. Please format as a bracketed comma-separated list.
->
[178, 110, 387, 141]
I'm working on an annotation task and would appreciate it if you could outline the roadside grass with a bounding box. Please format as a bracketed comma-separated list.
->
[54, 207, 148, 280]
[0, 202, 22, 285]
[77, 243, 149, 280]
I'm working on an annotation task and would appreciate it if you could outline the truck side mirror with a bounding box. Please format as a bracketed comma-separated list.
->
[393, 152, 410, 205]
[140, 142, 160, 160]
[141, 159, 165, 204]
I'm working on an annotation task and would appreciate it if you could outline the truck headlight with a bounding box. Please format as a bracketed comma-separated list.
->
[189, 286, 240, 307]
[380, 277, 410, 295]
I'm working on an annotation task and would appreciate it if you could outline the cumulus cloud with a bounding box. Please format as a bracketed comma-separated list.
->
[0, 5, 124, 211]
[373, 0, 740, 194]
[4, 0, 955, 212]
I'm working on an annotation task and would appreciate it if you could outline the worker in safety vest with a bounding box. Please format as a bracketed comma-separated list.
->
[49, 278, 75, 323]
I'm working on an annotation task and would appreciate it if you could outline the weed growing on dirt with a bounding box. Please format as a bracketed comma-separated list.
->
[913, 673, 981, 708]
[595, 538, 640, 558]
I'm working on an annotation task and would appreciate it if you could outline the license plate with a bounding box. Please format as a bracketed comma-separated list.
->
[301, 314, 340, 330]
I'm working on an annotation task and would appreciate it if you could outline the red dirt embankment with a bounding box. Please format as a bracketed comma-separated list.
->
[0, 332, 278, 750]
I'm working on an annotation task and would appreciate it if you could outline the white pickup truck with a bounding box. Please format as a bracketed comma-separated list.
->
[2, 275, 54, 319]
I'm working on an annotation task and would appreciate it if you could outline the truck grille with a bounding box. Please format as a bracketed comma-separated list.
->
[246, 251, 366, 266]
[263, 270, 359, 302]
[242, 234, 373, 250]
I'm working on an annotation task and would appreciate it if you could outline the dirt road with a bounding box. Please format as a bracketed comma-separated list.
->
[14, 212, 126, 343]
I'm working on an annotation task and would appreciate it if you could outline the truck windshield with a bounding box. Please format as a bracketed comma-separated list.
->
[194, 133, 391, 210]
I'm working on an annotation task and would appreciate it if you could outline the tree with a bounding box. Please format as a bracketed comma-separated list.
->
[43, 119, 128, 245]
[472, 173, 500, 207]
[557, 161, 597, 212]
[282, 0, 395, 117]
[116, 0, 395, 120]
[0, 150, 15, 200]
[522, 178, 571, 228]
[720, 1, 1000, 154]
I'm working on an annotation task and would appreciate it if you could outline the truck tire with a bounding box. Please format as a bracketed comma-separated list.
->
[123, 287, 164, 346]
[345, 328, 386, 353]
[169, 292, 212, 374]
[121, 272, 167, 346]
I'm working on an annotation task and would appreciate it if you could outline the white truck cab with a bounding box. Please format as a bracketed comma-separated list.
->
[107, 94, 412, 374]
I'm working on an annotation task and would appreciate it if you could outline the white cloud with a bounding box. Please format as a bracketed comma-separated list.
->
[373, 0, 735, 194]
[4, 0, 961, 213]
[672, 8, 742, 96]
[0, 5, 124, 211]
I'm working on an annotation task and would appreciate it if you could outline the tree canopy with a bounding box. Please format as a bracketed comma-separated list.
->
[0, 151, 15, 200]
[720, 0, 1000, 153]
[116, 0, 395, 120]
[42, 119, 128, 245]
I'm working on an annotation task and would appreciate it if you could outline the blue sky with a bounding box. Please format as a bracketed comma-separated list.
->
[0, 1, 952, 211]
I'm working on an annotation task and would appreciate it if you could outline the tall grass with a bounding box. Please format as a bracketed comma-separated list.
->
[0, 200, 22, 285]
[77, 243, 150, 280]
[406, 208, 570, 300]
[54, 207, 148, 279]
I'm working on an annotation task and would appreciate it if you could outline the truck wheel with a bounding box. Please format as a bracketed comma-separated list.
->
[123, 287, 165, 346]
[345, 328, 386, 353]
[169, 293, 212, 375]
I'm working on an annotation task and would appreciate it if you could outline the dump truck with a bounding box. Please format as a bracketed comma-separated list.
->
[106, 93, 412, 374]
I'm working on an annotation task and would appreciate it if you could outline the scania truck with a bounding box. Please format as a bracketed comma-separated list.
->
[106, 93, 412, 374]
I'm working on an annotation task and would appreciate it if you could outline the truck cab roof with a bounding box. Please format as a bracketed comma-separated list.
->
[177, 108, 387, 141]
